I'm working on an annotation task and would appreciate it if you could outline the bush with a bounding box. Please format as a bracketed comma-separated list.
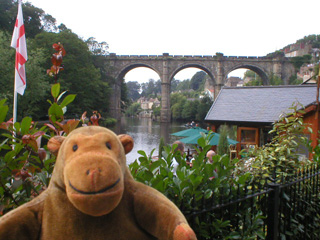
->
[0, 83, 77, 215]
[129, 134, 261, 239]
[101, 117, 117, 127]
[245, 102, 312, 178]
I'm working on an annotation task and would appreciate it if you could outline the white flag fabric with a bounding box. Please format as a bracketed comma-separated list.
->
[11, 1, 28, 95]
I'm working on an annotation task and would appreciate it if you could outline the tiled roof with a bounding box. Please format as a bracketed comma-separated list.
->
[205, 85, 318, 123]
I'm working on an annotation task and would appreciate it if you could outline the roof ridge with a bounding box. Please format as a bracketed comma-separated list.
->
[222, 84, 317, 90]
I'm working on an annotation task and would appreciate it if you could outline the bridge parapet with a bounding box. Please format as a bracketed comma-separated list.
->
[108, 53, 277, 61]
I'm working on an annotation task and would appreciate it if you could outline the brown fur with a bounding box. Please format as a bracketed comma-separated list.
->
[0, 126, 197, 240]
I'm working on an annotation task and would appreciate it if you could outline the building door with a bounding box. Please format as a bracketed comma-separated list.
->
[237, 127, 259, 157]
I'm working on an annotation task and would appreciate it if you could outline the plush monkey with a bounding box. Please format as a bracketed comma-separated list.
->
[0, 126, 197, 240]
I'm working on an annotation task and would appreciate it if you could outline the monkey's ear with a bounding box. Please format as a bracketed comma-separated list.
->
[47, 136, 65, 156]
[118, 134, 134, 154]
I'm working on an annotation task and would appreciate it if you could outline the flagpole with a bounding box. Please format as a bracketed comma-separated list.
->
[13, 82, 18, 125]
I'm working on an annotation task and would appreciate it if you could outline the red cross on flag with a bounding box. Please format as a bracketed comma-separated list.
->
[11, 0, 28, 95]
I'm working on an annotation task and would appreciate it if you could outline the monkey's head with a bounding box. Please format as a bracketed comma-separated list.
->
[47, 126, 134, 217]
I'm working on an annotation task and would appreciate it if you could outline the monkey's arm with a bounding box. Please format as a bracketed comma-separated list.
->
[0, 199, 43, 240]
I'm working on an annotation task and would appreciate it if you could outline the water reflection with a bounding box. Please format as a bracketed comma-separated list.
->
[110, 117, 187, 164]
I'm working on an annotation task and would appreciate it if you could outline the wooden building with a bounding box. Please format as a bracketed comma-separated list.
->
[205, 85, 320, 158]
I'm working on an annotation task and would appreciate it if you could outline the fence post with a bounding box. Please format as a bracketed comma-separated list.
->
[266, 182, 280, 240]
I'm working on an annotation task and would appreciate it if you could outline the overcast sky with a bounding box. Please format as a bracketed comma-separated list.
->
[26, 0, 320, 82]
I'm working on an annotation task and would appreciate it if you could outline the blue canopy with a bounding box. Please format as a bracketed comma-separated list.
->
[171, 127, 208, 137]
[179, 132, 238, 146]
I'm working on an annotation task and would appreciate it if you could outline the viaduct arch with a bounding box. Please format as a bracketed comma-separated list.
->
[106, 53, 295, 122]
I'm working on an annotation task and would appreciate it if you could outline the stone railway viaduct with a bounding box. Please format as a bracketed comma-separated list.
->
[106, 53, 295, 122]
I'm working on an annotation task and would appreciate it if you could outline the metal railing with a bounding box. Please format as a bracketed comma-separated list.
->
[182, 165, 320, 240]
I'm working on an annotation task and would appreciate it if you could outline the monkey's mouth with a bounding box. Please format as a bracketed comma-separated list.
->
[69, 178, 120, 195]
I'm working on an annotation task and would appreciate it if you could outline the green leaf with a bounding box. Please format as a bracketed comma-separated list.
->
[51, 83, 60, 98]
[48, 103, 64, 119]
[137, 150, 148, 159]
[149, 160, 161, 173]
[60, 94, 76, 108]
[20, 117, 32, 135]
[4, 151, 16, 164]
[197, 137, 206, 147]
[0, 104, 8, 123]
[176, 170, 185, 180]
[204, 189, 213, 199]
[143, 170, 153, 181]
[13, 122, 21, 136]
[0, 99, 7, 105]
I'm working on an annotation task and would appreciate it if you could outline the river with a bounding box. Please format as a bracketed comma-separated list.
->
[110, 117, 192, 164]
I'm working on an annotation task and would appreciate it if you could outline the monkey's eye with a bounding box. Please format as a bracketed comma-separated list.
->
[106, 142, 112, 150]
[73, 144, 78, 152]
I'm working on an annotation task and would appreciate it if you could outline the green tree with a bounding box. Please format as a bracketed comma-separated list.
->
[0, 1, 57, 37]
[190, 71, 206, 91]
[121, 81, 131, 112]
[296, 34, 320, 48]
[176, 79, 191, 91]
[181, 101, 193, 120]
[0, 30, 15, 100]
[152, 105, 161, 119]
[269, 73, 283, 85]
[290, 54, 312, 71]
[244, 70, 262, 86]
[181, 100, 198, 121]
[33, 29, 111, 118]
[86, 37, 108, 56]
[126, 81, 141, 102]
[171, 93, 187, 120]
[289, 75, 303, 85]
[22, 2, 57, 37]
[141, 79, 160, 98]
[0, 30, 51, 121]
[170, 79, 180, 92]
[0, 0, 14, 32]
[195, 96, 213, 121]
[125, 102, 141, 117]
[217, 124, 230, 155]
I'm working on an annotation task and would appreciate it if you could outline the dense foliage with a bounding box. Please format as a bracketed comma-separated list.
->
[290, 54, 312, 71]
[217, 125, 229, 156]
[0, 0, 113, 121]
[0, 0, 57, 37]
[0, 82, 78, 214]
[244, 70, 285, 86]
[170, 93, 212, 121]
[244, 102, 311, 178]
[295, 34, 320, 49]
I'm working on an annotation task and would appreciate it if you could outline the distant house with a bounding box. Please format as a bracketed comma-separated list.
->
[137, 97, 161, 118]
[297, 63, 317, 83]
[283, 42, 313, 58]
[205, 85, 320, 158]
[282, 42, 319, 61]
[225, 77, 243, 87]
